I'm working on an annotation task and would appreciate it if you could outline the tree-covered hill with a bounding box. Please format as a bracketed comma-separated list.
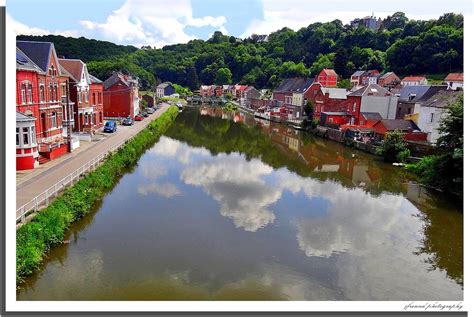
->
[16, 34, 138, 62]
[18, 12, 463, 91]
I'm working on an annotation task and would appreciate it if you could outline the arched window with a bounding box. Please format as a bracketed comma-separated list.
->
[48, 85, 53, 102]
[20, 83, 26, 104]
[39, 85, 45, 103]
[27, 83, 33, 104]
[51, 112, 57, 128]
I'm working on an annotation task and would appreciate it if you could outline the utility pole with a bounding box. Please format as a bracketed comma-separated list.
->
[65, 79, 72, 153]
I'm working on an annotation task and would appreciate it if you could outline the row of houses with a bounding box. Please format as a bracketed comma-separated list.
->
[16, 41, 141, 170]
[262, 68, 463, 145]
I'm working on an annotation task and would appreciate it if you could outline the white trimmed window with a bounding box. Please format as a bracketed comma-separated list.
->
[51, 112, 57, 128]
[22, 127, 29, 145]
[85, 91, 89, 103]
[27, 83, 33, 104]
[31, 126, 36, 144]
[40, 85, 45, 103]
[78, 90, 82, 103]
[21, 83, 27, 104]
[16, 128, 19, 146]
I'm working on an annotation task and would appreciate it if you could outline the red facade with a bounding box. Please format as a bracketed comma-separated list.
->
[89, 82, 104, 128]
[103, 81, 135, 118]
[316, 69, 338, 87]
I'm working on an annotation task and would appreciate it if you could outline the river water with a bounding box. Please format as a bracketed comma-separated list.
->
[18, 106, 463, 300]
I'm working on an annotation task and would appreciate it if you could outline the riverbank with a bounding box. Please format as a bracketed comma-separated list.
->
[16, 106, 180, 285]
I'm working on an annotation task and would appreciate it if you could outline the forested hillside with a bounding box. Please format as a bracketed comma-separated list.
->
[18, 12, 463, 91]
[17, 34, 138, 62]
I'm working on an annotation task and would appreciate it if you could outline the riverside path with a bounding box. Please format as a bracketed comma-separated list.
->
[16, 104, 171, 218]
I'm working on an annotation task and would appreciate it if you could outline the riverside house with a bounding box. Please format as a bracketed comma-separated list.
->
[103, 72, 140, 118]
[16, 41, 70, 168]
[59, 58, 103, 133]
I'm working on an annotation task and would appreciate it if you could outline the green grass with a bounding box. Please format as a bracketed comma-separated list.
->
[16, 106, 179, 285]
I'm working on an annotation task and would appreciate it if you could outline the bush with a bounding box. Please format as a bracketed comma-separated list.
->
[376, 130, 410, 162]
[16, 106, 179, 285]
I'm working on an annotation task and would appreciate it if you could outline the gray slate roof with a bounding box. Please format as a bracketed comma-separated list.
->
[103, 73, 129, 90]
[361, 112, 383, 121]
[157, 82, 171, 89]
[422, 89, 463, 109]
[348, 84, 392, 97]
[322, 87, 348, 99]
[16, 48, 43, 73]
[377, 119, 421, 131]
[89, 74, 103, 84]
[379, 72, 396, 80]
[398, 85, 446, 103]
[16, 111, 35, 122]
[352, 70, 366, 77]
[274, 78, 314, 93]
[16, 41, 55, 73]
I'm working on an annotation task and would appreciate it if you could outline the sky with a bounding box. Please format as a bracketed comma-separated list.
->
[6, 0, 472, 48]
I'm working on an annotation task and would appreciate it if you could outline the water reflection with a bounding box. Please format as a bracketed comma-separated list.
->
[17, 106, 463, 300]
[181, 154, 278, 232]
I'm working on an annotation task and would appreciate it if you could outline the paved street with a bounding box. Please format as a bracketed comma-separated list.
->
[16, 104, 171, 214]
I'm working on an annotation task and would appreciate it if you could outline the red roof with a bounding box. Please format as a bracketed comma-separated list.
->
[321, 69, 337, 77]
[58, 59, 84, 82]
[402, 76, 426, 82]
[444, 73, 463, 82]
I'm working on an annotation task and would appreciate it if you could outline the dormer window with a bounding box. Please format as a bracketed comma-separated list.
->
[408, 93, 416, 101]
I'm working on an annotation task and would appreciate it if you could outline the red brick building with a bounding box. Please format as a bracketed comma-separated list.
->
[59, 59, 103, 133]
[316, 69, 338, 87]
[103, 72, 140, 118]
[16, 41, 69, 168]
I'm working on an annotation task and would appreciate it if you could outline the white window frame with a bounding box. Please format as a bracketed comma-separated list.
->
[27, 83, 33, 104]
[22, 127, 29, 146]
[51, 112, 57, 128]
[16, 128, 20, 146]
[21, 83, 27, 104]
[39, 84, 45, 103]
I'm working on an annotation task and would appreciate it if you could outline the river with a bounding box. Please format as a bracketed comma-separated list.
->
[17, 105, 463, 300]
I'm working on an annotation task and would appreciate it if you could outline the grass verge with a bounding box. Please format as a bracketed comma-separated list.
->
[16, 106, 179, 285]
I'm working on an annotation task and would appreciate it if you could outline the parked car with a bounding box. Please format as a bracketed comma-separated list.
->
[142, 112, 149, 118]
[103, 120, 117, 133]
[134, 114, 144, 121]
[122, 117, 134, 126]
[146, 107, 154, 114]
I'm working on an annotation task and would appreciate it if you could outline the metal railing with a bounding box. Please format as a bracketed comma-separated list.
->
[16, 139, 128, 224]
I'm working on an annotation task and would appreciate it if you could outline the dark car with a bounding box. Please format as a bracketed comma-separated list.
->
[142, 112, 149, 118]
[122, 117, 133, 126]
[103, 120, 117, 133]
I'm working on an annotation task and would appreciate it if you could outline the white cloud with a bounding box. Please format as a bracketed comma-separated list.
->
[7, 13, 80, 37]
[77, 0, 226, 47]
[137, 183, 182, 198]
[151, 136, 209, 164]
[240, 0, 463, 38]
[181, 154, 278, 232]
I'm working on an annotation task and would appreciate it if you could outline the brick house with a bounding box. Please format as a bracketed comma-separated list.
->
[345, 84, 398, 125]
[372, 119, 427, 141]
[59, 58, 103, 133]
[351, 70, 366, 87]
[16, 41, 69, 165]
[377, 72, 401, 89]
[306, 83, 349, 120]
[103, 72, 140, 118]
[360, 70, 380, 86]
[88, 74, 104, 129]
[316, 69, 338, 87]
[273, 78, 314, 119]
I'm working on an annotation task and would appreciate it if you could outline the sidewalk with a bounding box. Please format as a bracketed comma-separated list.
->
[16, 104, 171, 214]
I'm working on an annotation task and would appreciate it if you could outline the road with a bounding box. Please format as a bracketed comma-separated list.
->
[16, 104, 171, 216]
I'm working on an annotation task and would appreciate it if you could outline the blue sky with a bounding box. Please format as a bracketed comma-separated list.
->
[6, 0, 471, 48]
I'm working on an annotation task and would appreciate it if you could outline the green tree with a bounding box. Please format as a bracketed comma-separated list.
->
[215, 67, 232, 85]
[186, 66, 199, 91]
[310, 53, 335, 76]
[407, 96, 463, 194]
[304, 100, 314, 118]
[376, 130, 410, 162]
